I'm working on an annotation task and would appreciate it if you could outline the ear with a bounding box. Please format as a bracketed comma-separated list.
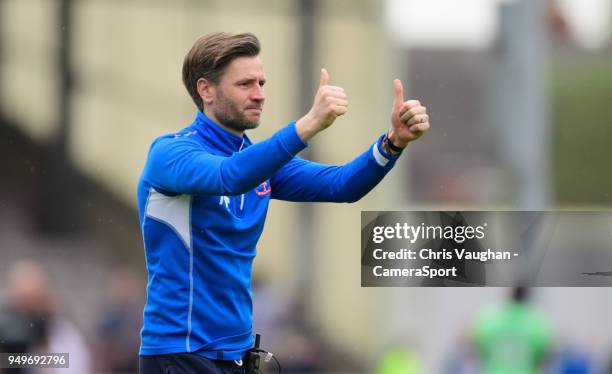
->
[197, 78, 215, 105]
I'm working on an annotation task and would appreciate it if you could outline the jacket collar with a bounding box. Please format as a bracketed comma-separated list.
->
[193, 111, 252, 155]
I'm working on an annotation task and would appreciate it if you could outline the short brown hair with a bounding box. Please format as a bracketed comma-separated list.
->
[182, 32, 261, 112]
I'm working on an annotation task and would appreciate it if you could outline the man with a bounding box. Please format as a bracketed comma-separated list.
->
[137, 32, 429, 373]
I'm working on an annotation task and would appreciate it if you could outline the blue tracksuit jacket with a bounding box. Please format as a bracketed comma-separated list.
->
[137, 111, 400, 359]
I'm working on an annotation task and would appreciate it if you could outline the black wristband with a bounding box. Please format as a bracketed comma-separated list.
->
[384, 134, 405, 153]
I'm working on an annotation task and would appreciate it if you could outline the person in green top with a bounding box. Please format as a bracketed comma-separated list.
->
[473, 287, 553, 374]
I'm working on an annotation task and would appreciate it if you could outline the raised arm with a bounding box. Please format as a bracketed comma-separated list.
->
[270, 136, 399, 203]
[143, 68, 351, 196]
[143, 123, 307, 196]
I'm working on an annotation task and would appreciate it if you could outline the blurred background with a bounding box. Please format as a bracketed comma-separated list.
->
[0, 0, 611, 372]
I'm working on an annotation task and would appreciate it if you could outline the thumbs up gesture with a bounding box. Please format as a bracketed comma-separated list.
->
[296, 68, 349, 141]
[388, 79, 430, 149]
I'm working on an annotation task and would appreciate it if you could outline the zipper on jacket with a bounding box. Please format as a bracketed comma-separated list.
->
[239, 138, 246, 211]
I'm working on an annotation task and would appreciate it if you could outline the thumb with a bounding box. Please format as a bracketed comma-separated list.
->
[393, 79, 404, 109]
[319, 68, 329, 87]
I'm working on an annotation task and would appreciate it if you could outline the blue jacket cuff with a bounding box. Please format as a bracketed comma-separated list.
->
[372, 134, 401, 168]
[278, 121, 308, 155]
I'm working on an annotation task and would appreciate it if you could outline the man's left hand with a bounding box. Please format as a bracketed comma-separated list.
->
[388, 79, 430, 149]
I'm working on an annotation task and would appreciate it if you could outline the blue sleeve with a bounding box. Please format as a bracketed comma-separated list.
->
[143, 122, 307, 195]
[270, 134, 401, 203]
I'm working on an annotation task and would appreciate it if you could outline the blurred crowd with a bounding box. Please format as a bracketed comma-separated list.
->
[0, 261, 140, 373]
[0, 260, 358, 373]
[377, 287, 610, 374]
[1, 261, 612, 374]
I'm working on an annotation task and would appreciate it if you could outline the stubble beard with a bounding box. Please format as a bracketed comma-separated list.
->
[213, 91, 260, 133]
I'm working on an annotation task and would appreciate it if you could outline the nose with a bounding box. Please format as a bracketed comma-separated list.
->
[251, 85, 265, 103]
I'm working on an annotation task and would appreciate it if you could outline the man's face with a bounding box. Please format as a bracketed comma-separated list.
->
[208, 56, 266, 134]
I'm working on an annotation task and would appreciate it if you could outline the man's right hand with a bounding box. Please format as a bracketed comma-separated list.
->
[296, 68, 348, 141]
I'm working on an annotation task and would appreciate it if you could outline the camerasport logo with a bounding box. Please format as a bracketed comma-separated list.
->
[255, 181, 271, 196]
